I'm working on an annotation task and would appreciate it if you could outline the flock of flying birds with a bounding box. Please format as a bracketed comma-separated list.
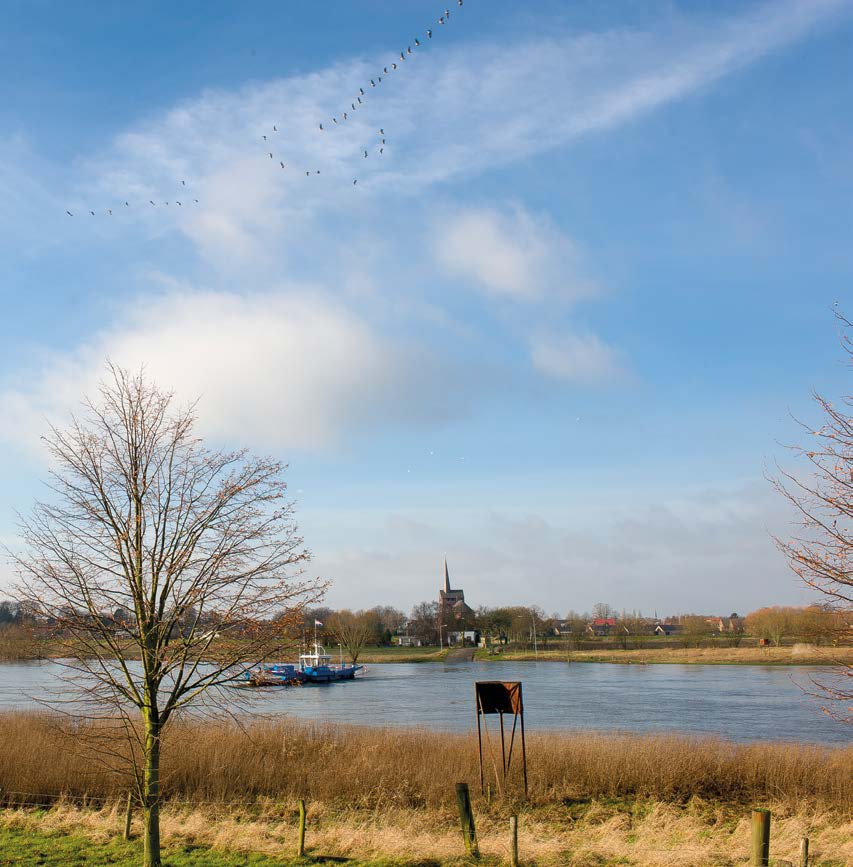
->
[65, 1, 466, 217]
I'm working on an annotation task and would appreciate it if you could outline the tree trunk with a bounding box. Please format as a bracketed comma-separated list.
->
[143, 708, 161, 867]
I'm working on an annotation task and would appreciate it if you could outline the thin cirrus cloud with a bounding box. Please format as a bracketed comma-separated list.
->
[2, 0, 845, 459]
[58, 0, 847, 263]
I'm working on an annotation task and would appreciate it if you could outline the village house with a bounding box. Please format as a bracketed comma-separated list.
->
[587, 617, 617, 637]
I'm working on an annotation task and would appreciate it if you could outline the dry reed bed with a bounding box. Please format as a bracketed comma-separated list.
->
[0, 712, 849, 815]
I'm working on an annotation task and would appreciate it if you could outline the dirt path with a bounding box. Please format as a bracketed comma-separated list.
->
[445, 647, 476, 661]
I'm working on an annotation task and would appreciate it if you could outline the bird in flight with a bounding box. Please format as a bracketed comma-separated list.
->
[181, 180, 186, 186]
[415, 38, 420, 46]
[89, 210, 95, 216]
[269, 153, 273, 158]
[364, 150, 368, 158]
[280, 161, 285, 168]
[273, 125, 278, 131]
[66, 210, 73, 216]
[353, 179, 358, 185]
[319, 123, 324, 130]
[176, 201, 182, 206]
[149, 200, 155, 205]
[427, 29, 432, 38]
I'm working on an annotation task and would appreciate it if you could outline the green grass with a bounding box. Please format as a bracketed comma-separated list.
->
[0, 824, 477, 867]
[355, 646, 448, 663]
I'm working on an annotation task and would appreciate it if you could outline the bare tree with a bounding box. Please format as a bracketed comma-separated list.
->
[409, 600, 439, 645]
[769, 311, 852, 721]
[11, 367, 322, 866]
[326, 609, 375, 663]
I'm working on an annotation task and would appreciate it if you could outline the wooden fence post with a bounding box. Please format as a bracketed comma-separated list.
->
[509, 814, 519, 867]
[297, 799, 306, 858]
[455, 783, 479, 858]
[751, 809, 770, 866]
[122, 791, 133, 841]
[799, 836, 809, 867]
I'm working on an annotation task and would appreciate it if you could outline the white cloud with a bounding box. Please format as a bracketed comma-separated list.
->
[48, 0, 846, 266]
[530, 332, 622, 384]
[433, 206, 595, 302]
[0, 288, 489, 454]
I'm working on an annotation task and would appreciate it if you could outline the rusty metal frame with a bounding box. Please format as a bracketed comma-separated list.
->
[475, 681, 528, 797]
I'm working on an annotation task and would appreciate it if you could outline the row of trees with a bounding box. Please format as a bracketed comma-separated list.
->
[279, 602, 849, 659]
[4, 595, 846, 653]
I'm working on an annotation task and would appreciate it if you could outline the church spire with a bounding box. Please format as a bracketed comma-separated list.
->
[444, 557, 451, 593]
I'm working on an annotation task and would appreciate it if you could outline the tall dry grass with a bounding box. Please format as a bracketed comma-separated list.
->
[0, 712, 848, 815]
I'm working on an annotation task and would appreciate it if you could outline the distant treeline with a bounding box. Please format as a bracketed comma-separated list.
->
[0, 599, 847, 661]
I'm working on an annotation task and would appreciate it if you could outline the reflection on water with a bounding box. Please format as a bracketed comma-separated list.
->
[0, 660, 847, 745]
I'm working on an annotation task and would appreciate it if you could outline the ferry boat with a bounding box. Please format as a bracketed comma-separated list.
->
[298, 643, 363, 683]
[244, 643, 363, 686]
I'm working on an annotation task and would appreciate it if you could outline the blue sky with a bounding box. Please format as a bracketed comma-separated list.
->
[1, 0, 851, 616]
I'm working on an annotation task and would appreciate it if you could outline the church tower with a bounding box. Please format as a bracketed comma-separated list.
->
[438, 558, 474, 622]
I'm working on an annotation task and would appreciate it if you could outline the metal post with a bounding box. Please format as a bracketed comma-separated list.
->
[751, 809, 770, 866]
[519, 698, 528, 798]
[510, 815, 519, 867]
[499, 711, 507, 782]
[799, 837, 809, 867]
[476, 691, 485, 793]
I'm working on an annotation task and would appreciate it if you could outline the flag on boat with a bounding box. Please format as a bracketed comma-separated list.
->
[315, 620, 323, 627]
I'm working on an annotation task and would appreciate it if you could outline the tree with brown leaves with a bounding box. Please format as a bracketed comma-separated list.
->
[770, 311, 852, 722]
[11, 366, 323, 866]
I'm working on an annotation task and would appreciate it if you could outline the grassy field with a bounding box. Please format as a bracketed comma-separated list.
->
[476, 643, 853, 666]
[3, 628, 851, 667]
[0, 712, 849, 865]
[1, 799, 850, 866]
[356, 645, 449, 663]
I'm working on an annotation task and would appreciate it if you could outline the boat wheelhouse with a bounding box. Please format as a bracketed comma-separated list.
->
[298, 643, 362, 683]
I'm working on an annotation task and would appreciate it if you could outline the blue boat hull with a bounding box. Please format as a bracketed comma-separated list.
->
[301, 664, 362, 683]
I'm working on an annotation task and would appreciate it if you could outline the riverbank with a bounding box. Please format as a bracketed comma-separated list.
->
[0, 713, 848, 865]
[475, 643, 853, 666]
[2, 634, 851, 667]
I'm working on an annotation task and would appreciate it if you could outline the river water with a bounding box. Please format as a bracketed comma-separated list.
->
[0, 660, 848, 745]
